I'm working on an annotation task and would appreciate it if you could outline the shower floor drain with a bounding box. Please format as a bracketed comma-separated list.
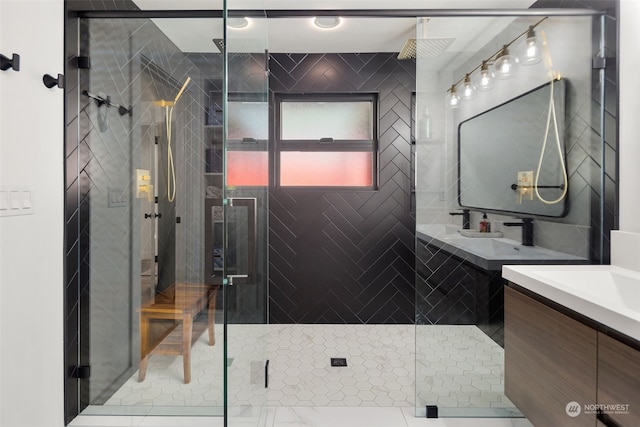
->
[330, 358, 347, 367]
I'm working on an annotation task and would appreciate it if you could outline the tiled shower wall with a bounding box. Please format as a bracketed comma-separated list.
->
[445, 17, 593, 260]
[267, 53, 418, 324]
[532, 0, 618, 264]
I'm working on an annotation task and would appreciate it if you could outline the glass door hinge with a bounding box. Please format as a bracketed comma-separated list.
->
[592, 56, 606, 69]
[71, 365, 91, 379]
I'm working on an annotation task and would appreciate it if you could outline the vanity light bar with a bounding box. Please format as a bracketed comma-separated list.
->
[446, 17, 548, 103]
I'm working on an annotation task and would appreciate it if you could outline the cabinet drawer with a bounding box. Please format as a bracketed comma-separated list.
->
[505, 286, 597, 427]
[598, 332, 640, 426]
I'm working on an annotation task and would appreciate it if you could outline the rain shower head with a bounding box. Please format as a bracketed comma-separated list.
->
[398, 37, 455, 60]
[398, 17, 454, 60]
[212, 37, 266, 55]
[212, 38, 225, 52]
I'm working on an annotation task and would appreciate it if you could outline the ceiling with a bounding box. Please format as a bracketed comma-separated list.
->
[132, 0, 537, 70]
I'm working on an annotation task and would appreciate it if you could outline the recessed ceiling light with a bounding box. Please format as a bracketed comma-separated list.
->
[228, 17, 249, 29]
[314, 17, 341, 29]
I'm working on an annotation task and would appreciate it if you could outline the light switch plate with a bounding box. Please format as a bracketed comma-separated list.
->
[0, 187, 34, 217]
[0, 191, 9, 210]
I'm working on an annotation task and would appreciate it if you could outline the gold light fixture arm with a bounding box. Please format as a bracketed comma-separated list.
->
[447, 17, 548, 93]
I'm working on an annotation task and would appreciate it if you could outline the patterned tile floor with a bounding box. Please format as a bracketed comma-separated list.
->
[416, 325, 517, 413]
[100, 323, 516, 416]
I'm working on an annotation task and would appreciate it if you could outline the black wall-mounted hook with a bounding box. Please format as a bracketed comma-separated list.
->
[43, 73, 64, 89]
[0, 53, 20, 71]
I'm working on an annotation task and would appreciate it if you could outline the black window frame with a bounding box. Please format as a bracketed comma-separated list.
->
[274, 92, 379, 190]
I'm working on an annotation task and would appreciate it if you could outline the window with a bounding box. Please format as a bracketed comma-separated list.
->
[275, 93, 378, 189]
[226, 97, 269, 187]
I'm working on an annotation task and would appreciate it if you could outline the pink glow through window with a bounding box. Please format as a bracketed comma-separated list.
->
[227, 151, 268, 186]
[280, 152, 373, 187]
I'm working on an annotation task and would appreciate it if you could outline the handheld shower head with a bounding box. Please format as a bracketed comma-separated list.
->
[173, 76, 191, 105]
[161, 75, 191, 204]
[152, 76, 191, 108]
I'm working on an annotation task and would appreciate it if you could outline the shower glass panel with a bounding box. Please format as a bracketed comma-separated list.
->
[223, 5, 270, 424]
[77, 15, 227, 417]
[414, 13, 603, 418]
[74, 6, 269, 422]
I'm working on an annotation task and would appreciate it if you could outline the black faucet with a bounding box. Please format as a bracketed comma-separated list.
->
[449, 209, 470, 229]
[504, 218, 534, 246]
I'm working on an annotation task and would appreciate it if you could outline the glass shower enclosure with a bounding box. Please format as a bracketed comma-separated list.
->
[68, 3, 270, 425]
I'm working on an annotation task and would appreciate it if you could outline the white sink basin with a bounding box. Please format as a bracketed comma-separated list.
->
[522, 267, 640, 312]
[503, 265, 640, 342]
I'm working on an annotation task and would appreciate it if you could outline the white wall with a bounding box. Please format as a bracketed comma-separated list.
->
[619, 0, 640, 233]
[0, 1, 65, 426]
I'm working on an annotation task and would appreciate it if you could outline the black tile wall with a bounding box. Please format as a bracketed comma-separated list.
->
[267, 53, 417, 324]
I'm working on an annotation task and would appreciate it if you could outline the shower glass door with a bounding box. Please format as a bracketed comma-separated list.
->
[222, 3, 270, 425]
[72, 3, 269, 423]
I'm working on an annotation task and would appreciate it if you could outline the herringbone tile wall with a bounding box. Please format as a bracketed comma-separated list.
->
[532, 0, 618, 264]
[268, 53, 417, 324]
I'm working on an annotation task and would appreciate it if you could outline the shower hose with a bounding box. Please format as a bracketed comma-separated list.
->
[166, 105, 176, 203]
[534, 31, 568, 205]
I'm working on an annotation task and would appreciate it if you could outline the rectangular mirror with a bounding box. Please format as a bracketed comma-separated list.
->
[458, 78, 567, 217]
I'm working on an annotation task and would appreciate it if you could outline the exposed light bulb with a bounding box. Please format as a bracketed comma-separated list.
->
[494, 45, 517, 79]
[461, 74, 476, 101]
[446, 85, 460, 109]
[519, 27, 542, 65]
[477, 60, 494, 92]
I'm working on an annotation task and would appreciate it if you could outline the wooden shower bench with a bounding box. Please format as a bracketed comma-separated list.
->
[138, 283, 218, 384]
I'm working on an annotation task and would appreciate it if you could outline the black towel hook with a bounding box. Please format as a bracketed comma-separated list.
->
[0, 53, 20, 72]
[43, 73, 64, 89]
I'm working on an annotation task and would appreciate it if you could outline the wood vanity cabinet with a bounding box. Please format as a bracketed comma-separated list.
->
[504, 286, 597, 427]
[505, 285, 640, 427]
[597, 332, 640, 426]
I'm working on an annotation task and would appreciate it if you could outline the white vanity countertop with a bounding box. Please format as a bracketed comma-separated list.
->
[503, 264, 640, 342]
